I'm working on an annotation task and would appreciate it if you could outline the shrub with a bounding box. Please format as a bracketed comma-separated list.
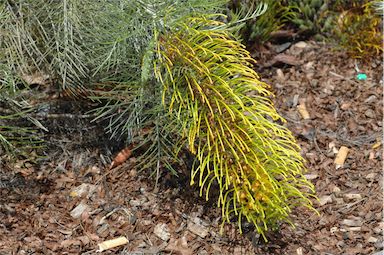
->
[333, 0, 383, 59]
[0, 0, 316, 239]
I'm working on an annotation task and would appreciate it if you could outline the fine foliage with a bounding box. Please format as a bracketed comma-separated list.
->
[1, 0, 316, 239]
[0, 66, 44, 158]
[228, 0, 289, 43]
[0, 6, 43, 158]
[154, 15, 315, 238]
[333, 0, 383, 59]
[284, 0, 339, 39]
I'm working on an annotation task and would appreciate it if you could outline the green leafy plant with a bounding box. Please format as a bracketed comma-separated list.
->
[228, 0, 290, 44]
[285, 0, 335, 37]
[1, 0, 316, 239]
[333, 0, 383, 59]
[154, 14, 316, 238]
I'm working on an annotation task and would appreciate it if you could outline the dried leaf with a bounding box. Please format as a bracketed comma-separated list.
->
[273, 54, 300, 66]
[165, 237, 193, 255]
[21, 72, 50, 86]
[61, 239, 82, 248]
[372, 140, 382, 149]
[110, 147, 132, 169]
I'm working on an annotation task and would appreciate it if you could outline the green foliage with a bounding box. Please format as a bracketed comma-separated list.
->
[333, 1, 383, 59]
[1, 0, 316, 238]
[154, 14, 315, 239]
[285, 0, 335, 36]
[228, 0, 290, 43]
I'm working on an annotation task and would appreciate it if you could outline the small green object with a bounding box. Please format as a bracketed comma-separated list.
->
[357, 73, 367, 81]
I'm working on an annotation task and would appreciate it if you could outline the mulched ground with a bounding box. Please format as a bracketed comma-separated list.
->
[0, 41, 382, 254]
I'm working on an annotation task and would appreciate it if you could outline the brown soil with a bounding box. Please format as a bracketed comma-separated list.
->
[0, 41, 382, 254]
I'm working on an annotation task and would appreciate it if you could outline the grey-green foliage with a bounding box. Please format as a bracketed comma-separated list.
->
[0, 0, 228, 164]
[0, 0, 266, 168]
[286, 0, 335, 35]
[0, 64, 44, 157]
[1, 0, 227, 86]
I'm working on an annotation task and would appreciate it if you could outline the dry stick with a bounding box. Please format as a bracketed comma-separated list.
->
[329, 71, 359, 85]
[154, 159, 160, 192]
[317, 129, 379, 147]
[313, 128, 325, 156]
[94, 164, 125, 185]
[337, 198, 367, 213]
[0, 107, 97, 119]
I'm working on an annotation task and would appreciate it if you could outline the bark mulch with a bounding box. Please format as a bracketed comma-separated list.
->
[0, 41, 382, 254]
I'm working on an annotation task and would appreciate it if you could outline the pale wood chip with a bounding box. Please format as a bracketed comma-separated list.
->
[97, 237, 128, 252]
[334, 146, 349, 168]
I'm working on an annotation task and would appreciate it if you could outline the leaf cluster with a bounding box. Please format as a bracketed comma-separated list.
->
[154, 15, 316, 239]
[0, 65, 44, 158]
[228, 0, 290, 43]
[284, 0, 335, 37]
[332, 1, 383, 59]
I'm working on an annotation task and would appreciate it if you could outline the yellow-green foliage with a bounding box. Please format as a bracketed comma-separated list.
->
[154, 14, 316, 239]
[335, 1, 383, 59]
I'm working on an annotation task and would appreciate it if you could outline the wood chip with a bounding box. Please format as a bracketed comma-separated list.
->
[187, 221, 209, 238]
[332, 186, 341, 194]
[294, 41, 308, 48]
[273, 54, 300, 66]
[61, 239, 81, 248]
[297, 101, 310, 120]
[334, 146, 349, 169]
[97, 237, 129, 252]
[343, 193, 362, 200]
[276, 69, 285, 82]
[330, 227, 338, 234]
[319, 195, 332, 206]
[340, 102, 351, 110]
[347, 227, 362, 231]
[70, 202, 89, 219]
[296, 247, 304, 255]
[165, 237, 193, 255]
[154, 223, 170, 241]
[264, 54, 300, 67]
[70, 183, 96, 198]
[373, 222, 384, 234]
[304, 174, 318, 180]
[341, 219, 363, 227]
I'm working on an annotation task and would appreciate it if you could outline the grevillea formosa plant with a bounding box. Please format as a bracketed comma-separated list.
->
[154, 15, 316, 239]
